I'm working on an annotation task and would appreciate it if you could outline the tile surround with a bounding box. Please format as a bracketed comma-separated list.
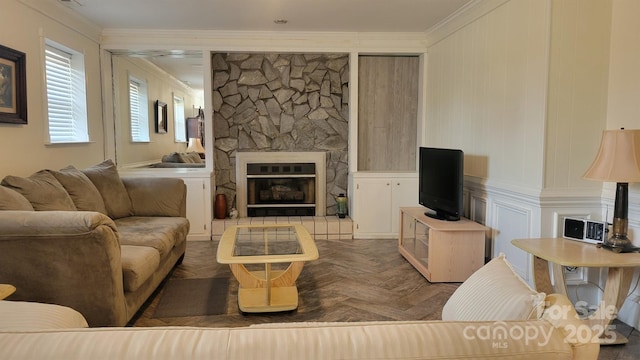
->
[212, 216, 353, 241]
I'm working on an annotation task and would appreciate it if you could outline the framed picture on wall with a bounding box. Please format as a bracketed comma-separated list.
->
[155, 100, 167, 133]
[0, 44, 27, 124]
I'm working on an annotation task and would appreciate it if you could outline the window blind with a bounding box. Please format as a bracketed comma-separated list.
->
[129, 78, 149, 142]
[174, 96, 186, 142]
[45, 46, 77, 142]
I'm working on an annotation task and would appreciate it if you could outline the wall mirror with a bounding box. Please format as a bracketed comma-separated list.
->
[109, 50, 205, 167]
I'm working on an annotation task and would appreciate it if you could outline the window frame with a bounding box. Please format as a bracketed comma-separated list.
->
[43, 39, 89, 144]
[128, 75, 150, 143]
[173, 94, 186, 143]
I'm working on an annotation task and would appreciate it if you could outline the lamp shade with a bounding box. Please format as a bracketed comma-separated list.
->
[583, 129, 640, 183]
[186, 137, 205, 153]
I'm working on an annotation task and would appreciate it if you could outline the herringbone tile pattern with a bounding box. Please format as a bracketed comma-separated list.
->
[131, 239, 459, 328]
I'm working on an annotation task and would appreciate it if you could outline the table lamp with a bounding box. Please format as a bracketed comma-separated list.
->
[583, 128, 640, 252]
[186, 137, 205, 158]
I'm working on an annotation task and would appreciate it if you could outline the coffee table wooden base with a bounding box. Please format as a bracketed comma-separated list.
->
[230, 263, 304, 313]
[217, 224, 319, 314]
[238, 286, 298, 313]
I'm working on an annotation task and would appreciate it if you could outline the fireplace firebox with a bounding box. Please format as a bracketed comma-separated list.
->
[247, 163, 316, 217]
[236, 152, 326, 218]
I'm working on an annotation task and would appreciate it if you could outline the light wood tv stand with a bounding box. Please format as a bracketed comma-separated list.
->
[398, 207, 487, 282]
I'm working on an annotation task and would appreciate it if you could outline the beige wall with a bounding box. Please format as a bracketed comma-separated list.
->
[425, 0, 549, 190]
[606, 0, 640, 329]
[543, 0, 612, 191]
[0, 0, 105, 177]
[112, 56, 201, 167]
[607, 0, 640, 232]
[425, 0, 616, 195]
[607, 0, 640, 131]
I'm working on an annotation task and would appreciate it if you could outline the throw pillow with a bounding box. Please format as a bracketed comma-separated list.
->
[0, 186, 34, 210]
[183, 152, 203, 163]
[1, 171, 76, 211]
[49, 166, 108, 215]
[177, 153, 195, 163]
[441, 253, 546, 321]
[81, 159, 133, 219]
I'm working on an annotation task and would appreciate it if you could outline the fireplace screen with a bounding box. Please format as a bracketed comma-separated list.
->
[246, 163, 316, 217]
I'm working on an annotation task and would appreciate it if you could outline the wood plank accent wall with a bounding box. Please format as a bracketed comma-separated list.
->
[357, 56, 418, 171]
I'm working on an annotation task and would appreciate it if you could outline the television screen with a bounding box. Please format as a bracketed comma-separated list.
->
[418, 147, 464, 221]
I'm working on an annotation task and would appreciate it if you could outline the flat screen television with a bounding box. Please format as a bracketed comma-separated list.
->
[418, 147, 464, 221]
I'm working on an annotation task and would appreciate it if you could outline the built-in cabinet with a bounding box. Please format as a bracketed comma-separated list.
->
[120, 168, 213, 241]
[181, 177, 212, 240]
[399, 207, 486, 282]
[351, 55, 421, 238]
[351, 173, 418, 238]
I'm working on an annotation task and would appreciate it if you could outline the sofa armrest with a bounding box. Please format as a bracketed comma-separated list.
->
[122, 177, 187, 217]
[0, 301, 89, 330]
[0, 211, 127, 327]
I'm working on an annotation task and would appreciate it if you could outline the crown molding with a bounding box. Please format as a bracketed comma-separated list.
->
[100, 29, 428, 53]
[18, 0, 102, 42]
[425, 0, 510, 48]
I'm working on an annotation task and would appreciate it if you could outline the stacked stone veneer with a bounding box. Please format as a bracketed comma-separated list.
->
[212, 52, 350, 216]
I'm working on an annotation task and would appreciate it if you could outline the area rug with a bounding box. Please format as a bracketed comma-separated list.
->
[153, 277, 229, 318]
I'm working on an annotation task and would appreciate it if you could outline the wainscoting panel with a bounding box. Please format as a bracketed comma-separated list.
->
[492, 200, 534, 282]
[469, 193, 487, 225]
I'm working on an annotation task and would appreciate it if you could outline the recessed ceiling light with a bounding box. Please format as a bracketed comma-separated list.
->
[273, 19, 288, 25]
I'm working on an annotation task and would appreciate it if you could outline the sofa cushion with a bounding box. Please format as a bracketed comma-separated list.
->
[1, 171, 76, 211]
[149, 162, 205, 168]
[121, 245, 161, 292]
[161, 152, 183, 163]
[441, 253, 546, 321]
[115, 216, 189, 258]
[81, 160, 133, 219]
[122, 177, 185, 217]
[161, 152, 203, 164]
[0, 186, 34, 210]
[49, 166, 108, 215]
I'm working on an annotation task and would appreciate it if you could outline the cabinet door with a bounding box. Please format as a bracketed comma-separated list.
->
[414, 221, 430, 268]
[399, 211, 416, 254]
[391, 178, 419, 233]
[182, 178, 210, 240]
[353, 178, 393, 236]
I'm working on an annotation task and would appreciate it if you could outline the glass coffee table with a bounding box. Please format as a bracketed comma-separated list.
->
[217, 224, 318, 313]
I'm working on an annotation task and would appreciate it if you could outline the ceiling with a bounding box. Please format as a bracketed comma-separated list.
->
[56, 0, 472, 90]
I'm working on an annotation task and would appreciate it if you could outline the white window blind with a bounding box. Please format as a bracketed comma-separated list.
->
[45, 42, 88, 143]
[129, 77, 149, 142]
[173, 96, 186, 142]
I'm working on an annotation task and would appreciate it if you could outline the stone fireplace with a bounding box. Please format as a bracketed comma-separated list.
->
[212, 52, 349, 217]
[236, 152, 326, 217]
